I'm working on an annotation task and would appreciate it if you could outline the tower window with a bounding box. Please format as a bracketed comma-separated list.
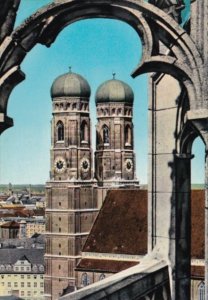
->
[198, 281, 205, 300]
[81, 121, 88, 142]
[103, 125, 109, 144]
[125, 125, 132, 146]
[57, 121, 64, 141]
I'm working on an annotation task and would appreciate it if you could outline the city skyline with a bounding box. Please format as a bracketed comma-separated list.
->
[0, 0, 204, 185]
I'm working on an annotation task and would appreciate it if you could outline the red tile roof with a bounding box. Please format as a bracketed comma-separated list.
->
[1, 221, 20, 228]
[76, 258, 139, 273]
[79, 189, 205, 274]
[191, 265, 204, 279]
[83, 189, 147, 255]
[191, 190, 204, 259]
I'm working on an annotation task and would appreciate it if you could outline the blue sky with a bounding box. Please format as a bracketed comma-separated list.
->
[0, 0, 204, 184]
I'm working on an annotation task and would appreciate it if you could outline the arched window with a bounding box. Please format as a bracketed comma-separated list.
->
[72, 103, 76, 110]
[103, 125, 109, 144]
[80, 121, 88, 142]
[117, 108, 122, 115]
[81, 273, 90, 287]
[198, 281, 205, 300]
[99, 273, 105, 281]
[57, 121, 64, 141]
[125, 125, 132, 145]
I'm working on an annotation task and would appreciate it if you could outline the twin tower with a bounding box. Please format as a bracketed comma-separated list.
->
[45, 70, 139, 298]
[50, 70, 138, 185]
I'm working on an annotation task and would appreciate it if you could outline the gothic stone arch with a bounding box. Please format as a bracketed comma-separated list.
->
[0, 1, 206, 300]
[0, 0, 203, 133]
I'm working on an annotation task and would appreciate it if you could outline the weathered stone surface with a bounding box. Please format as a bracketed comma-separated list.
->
[0, 0, 21, 42]
[0, 0, 203, 133]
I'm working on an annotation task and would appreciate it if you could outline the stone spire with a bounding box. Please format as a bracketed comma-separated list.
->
[149, 0, 185, 23]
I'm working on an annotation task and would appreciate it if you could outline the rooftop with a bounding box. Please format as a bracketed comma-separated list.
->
[83, 189, 147, 255]
[0, 248, 44, 265]
[78, 189, 205, 275]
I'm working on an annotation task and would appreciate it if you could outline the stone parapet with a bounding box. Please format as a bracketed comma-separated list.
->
[60, 258, 170, 300]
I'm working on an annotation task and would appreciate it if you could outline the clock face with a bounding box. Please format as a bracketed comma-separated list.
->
[80, 158, 90, 172]
[125, 159, 133, 172]
[54, 156, 66, 173]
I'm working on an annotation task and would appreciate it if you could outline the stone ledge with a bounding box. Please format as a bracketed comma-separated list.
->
[60, 258, 169, 300]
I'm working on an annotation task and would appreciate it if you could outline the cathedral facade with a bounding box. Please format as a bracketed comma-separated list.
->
[44, 71, 139, 299]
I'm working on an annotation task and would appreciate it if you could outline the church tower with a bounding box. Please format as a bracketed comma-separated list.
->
[94, 76, 139, 186]
[45, 71, 98, 300]
[50, 70, 92, 181]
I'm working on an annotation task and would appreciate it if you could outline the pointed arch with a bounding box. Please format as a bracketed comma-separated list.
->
[99, 273, 105, 281]
[0, 0, 203, 134]
[198, 281, 205, 300]
[56, 120, 64, 141]
[81, 273, 90, 287]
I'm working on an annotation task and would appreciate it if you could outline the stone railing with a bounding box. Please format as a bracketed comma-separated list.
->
[59, 258, 170, 300]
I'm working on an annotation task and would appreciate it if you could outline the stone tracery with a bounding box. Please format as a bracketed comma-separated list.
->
[0, 1, 207, 300]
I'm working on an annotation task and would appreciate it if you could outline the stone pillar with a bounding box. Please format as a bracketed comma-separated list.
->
[173, 154, 192, 300]
[148, 73, 192, 300]
[191, 0, 208, 108]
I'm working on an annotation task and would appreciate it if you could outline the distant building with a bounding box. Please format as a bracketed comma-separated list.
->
[0, 219, 45, 239]
[0, 221, 20, 239]
[0, 248, 45, 299]
[26, 220, 45, 238]
[0, 234, 45, 249]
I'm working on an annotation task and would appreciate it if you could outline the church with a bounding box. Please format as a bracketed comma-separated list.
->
[44, 70, 205, 300]
[0, 1, 206, 299]
[44, 70, 140, 299]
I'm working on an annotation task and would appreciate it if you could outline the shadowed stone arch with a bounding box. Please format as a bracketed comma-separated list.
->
[0, 0, 203, 134]
[0, 2, 206, 300]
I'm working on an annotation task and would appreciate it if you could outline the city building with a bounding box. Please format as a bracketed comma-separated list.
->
[0, 1, 207, 300]
[0, 234, 45, 249]
[0, 221, 20, 239]
[0, 216, 45, 239]
[0, 248, 45, 299]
